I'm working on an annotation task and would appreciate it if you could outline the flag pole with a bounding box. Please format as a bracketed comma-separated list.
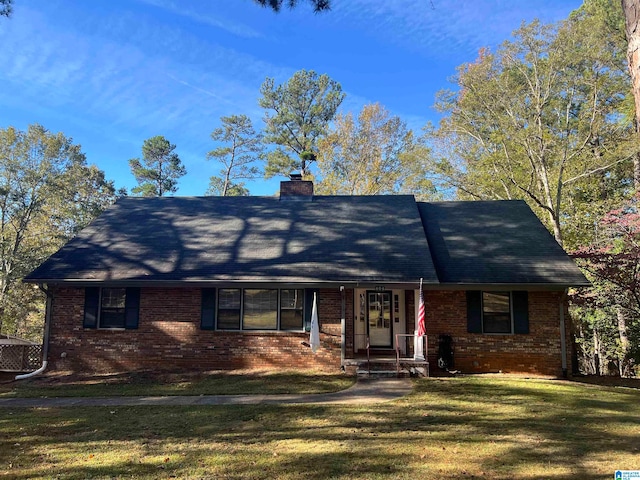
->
[414, 277, 426, 361]
[309, 292, 320, 354]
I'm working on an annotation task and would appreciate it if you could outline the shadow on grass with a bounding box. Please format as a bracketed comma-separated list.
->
[0, 370, 355, 397]
[411, 377, 640, 478]
[1, 377, 639, 479]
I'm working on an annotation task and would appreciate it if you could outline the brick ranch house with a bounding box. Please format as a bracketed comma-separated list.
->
[24, 177, 588, 376]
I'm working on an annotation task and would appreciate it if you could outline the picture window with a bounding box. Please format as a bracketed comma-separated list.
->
[215, 288, 305, 331]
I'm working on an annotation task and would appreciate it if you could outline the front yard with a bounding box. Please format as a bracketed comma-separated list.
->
[0, 369, 355, 397]
[1, 375, 638, 479]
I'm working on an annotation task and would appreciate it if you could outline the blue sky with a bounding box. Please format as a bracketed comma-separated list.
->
[0, 0, 581, 196]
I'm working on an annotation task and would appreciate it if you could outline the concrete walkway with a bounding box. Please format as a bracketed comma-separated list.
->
[0, 377, 412, 408]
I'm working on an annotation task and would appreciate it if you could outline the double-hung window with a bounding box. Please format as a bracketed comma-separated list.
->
[217, 288, 241, 330]
[280, 289, 304, 330]
[467, 290, 528, 335]
[100, 288, 127, 328]
[83, 287, 140, 330]
[482, 291, 512, 334]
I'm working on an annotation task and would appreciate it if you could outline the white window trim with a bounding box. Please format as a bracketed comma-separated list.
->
[97, 287, 127, 331]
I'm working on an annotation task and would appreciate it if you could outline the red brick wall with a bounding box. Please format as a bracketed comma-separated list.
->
[48, 287, 349, 373]
[47, 286, 567, 376]
[423, 290, 569, 376]
[279, 179, 314, 197]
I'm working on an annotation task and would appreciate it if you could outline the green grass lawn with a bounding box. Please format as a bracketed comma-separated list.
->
[1, 376, 639, 479]
[0, 370, 355, 397]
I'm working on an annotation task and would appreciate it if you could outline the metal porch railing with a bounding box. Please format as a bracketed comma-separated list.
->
[395, 334, 429, 377]
[353, 333, 371, 375]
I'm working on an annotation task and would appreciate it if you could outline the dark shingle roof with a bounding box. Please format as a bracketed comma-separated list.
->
[26, 195, 438, 284]
[417, 200, 589, 286]
[25, 195, 588, 287]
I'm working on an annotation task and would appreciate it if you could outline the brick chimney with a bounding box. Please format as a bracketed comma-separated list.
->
[280, 174, 313, 200]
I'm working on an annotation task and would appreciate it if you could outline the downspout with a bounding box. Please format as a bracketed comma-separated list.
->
[340, 285, 346, 370]
[559, 288, 568, 379]
[15, 284, 52, 380]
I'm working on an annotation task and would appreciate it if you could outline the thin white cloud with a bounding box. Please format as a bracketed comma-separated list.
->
[330, 0, 577, 57]
[136, 0, 264, 39]
[0, 3, 281, 133]
[0, 2, 288, 195]
[166, 73, 224, 101]
[0, 0, 579, 197]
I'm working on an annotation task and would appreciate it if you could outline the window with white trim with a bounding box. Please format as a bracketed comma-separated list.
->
[482, 291, 512, 333]
[83, 287, 140, 330]
[217, 288, 241, 330]
[280, 289, 304, 330]
[100, 288, 127, 328]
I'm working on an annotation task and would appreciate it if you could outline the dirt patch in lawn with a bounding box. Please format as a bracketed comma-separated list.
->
[570, 374, 640, 389]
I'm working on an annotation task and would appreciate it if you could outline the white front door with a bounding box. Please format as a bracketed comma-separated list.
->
[368, 291, 392, 347]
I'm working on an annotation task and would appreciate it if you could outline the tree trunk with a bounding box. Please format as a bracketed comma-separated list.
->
[0, 272, 8, 334]
[622, 0, 640, 189]
[549, 211, 563, 247]
[222, 170, 230, 197]
[616, 306, 631, 377]
[593, 327, 602, 376]
[575, 321, 588, 374]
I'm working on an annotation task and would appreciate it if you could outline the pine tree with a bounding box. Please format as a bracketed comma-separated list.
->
[129, 136, 186, 197]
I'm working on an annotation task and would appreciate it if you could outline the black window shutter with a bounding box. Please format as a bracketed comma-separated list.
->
[124, 287, 141, 329]
[304, 288, 319, 332]
[83, 287, 100, 328]
[466, 290, 482, 333]
[201, 288, 216, 330]
[512, 291, 529, 334]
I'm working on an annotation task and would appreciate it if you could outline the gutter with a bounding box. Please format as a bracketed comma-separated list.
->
[559, 288, 568, 378]
[340, 285, 346, 370]
[22, 279, 430, 290]
[15, 284, 52, 380]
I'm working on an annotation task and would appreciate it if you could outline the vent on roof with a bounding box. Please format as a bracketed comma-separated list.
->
[280, 174, 313, 201]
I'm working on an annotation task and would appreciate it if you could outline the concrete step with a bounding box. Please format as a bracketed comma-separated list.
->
[356, 369, 400, 377]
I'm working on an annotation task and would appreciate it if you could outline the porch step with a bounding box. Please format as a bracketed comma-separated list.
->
[352, 361, 428, 378]
[356, 369, 402, 377]
[355, 359, 410, 378]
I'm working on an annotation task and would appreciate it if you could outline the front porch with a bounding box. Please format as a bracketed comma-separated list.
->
[346, 333, 429, 377]
[345, 288, 428, 376]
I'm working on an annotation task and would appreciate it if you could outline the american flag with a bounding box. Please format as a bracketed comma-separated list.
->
[417, 278, 426, 337]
